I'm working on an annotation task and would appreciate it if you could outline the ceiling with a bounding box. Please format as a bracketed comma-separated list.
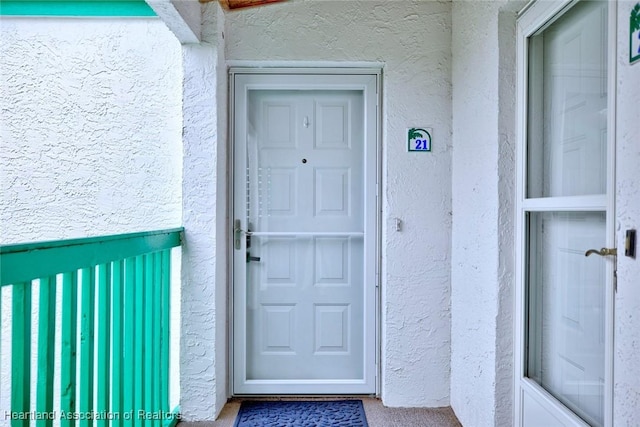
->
[201, 0, 287, 11]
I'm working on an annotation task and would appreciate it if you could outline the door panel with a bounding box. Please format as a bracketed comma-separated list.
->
[232, 74, 378, 395]
[245, 235, 364, 381]
[527, 212, 606, 425]
[517, 1, 614, 426]
[527, 0, 607, 198]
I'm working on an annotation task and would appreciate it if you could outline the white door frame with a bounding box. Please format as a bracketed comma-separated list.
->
[228, 67, 382, 396]
[514, 1, 617, 426]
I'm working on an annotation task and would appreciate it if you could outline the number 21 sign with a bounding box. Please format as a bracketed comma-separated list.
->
[407, 127, 432, 152]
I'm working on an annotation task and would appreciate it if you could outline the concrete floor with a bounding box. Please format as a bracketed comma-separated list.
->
[178, 397, 462, 427]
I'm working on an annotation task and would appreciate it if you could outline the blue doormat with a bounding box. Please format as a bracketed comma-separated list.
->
[234, 400, 369, 427]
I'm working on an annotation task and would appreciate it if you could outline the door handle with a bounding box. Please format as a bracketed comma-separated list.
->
[246, 253, 261, 263]
[234, 219, 252, 250]
[585, 247, 617, 257]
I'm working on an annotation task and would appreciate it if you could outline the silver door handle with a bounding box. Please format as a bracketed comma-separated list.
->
[234, 219, 252, 250]
[585, 247, 617, 257]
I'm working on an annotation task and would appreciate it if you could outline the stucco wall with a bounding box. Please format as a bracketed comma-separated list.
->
[614, 2, 640, 424]
[179, 2, 228, 420]
[0, 18, 183, 244]
[0, 15, 183, 415]
[451, 2, 502, 425]
[224, 0, 453, 407]
[450, 1, 522, 425]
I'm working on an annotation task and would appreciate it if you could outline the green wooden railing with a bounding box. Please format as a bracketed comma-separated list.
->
[0, 228, 183, 427]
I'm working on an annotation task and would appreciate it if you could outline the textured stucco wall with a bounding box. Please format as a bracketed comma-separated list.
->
[450, 1, 522, 425]
[614, 2, 640, 424]
[451, 3, 500, 425]
[180, 2, 228, 420]
[0, 14, 183, 415]
[0, 18, 183, 244]
[224, 0, 453, 407]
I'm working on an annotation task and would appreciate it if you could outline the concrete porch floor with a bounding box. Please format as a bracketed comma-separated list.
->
[178, 397, 462, 426]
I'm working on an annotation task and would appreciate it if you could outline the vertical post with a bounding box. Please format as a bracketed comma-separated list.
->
[160, 249, 171, 413]
[11, 282, 31, 427]
[134, 255, 145, 424]
[153, 251, 162, 419]
[36, 276, 57, 427]
[61, 272, 78, 427]
[144, 254, 154, 426]
[79, 268, 95, 427]
[112, 260, 124, 427]
[96, 263, 111, 427]
[123, 258, 135, 427]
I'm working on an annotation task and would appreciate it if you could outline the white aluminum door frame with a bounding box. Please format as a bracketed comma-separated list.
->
[514, 1, 617, 426]
[228, 68, 381, 396]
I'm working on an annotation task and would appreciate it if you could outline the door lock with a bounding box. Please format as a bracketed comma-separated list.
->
[247, 253, 261, 263]
[234, 219, 252, 250]
[585, 247, 617, 257]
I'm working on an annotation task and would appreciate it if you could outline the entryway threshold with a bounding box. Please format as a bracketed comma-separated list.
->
[177, 397, 462, 427]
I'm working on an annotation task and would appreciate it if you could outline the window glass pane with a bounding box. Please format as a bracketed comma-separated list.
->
[527, 0, 607, 198]
[526, 211, 605, 426]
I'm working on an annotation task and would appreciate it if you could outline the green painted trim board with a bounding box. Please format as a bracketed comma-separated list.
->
[0, 1, 156, 17]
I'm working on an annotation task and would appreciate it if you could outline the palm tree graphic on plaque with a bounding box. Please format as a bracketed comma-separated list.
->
[408, 127, 432, 152]
[631, 2, 640, 63]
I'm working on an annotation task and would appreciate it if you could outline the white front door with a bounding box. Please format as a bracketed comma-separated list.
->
[231, 71, 379, 395]
[516, 1, 615, 426]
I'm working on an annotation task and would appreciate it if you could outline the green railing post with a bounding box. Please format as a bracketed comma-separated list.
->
[36, 276, 56, 427]
[134, 255, 145, 426]
[153, 251, 163, 422]
[160, 250, 171, 414]
[0, 228, 183, 426]
[111, 260, 124, 427]
[96, 263, 111, 427]
[123, 257, 136, 427]
[79, 267, 95, 427]
[61, 272, 78, 427]
[144, 254, 155, 426]
[11, 282, 31, 427]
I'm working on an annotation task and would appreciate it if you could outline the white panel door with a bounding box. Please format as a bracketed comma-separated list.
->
[516, 1, 615, 426]
[232, 73, 378, 395]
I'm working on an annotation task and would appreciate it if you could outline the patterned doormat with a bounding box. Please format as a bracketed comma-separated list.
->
[234, 400, 369, 427]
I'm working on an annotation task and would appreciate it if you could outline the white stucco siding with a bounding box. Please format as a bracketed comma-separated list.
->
[0, 18, 183, 244]
[450, 1, 522, 425]
[0, 15, 183, 417]
[451, 3, 501, 426]
[180, 2, 228, 421]
[614, 2, 640, 425]
[225, 0, 453, 407]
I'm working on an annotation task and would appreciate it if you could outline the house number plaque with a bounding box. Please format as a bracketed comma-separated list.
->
[407, 127, 432, 152]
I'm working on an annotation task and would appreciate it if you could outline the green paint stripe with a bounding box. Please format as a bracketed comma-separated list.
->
[96, 263, 111, 427]
[11, 282, 31, 427]
[36, 276, 56, 427]
[60, 272, 77, 427]
[1, 227, 183, 286]
[79, 268, 95, 427]
[0, 1, 156, 17]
